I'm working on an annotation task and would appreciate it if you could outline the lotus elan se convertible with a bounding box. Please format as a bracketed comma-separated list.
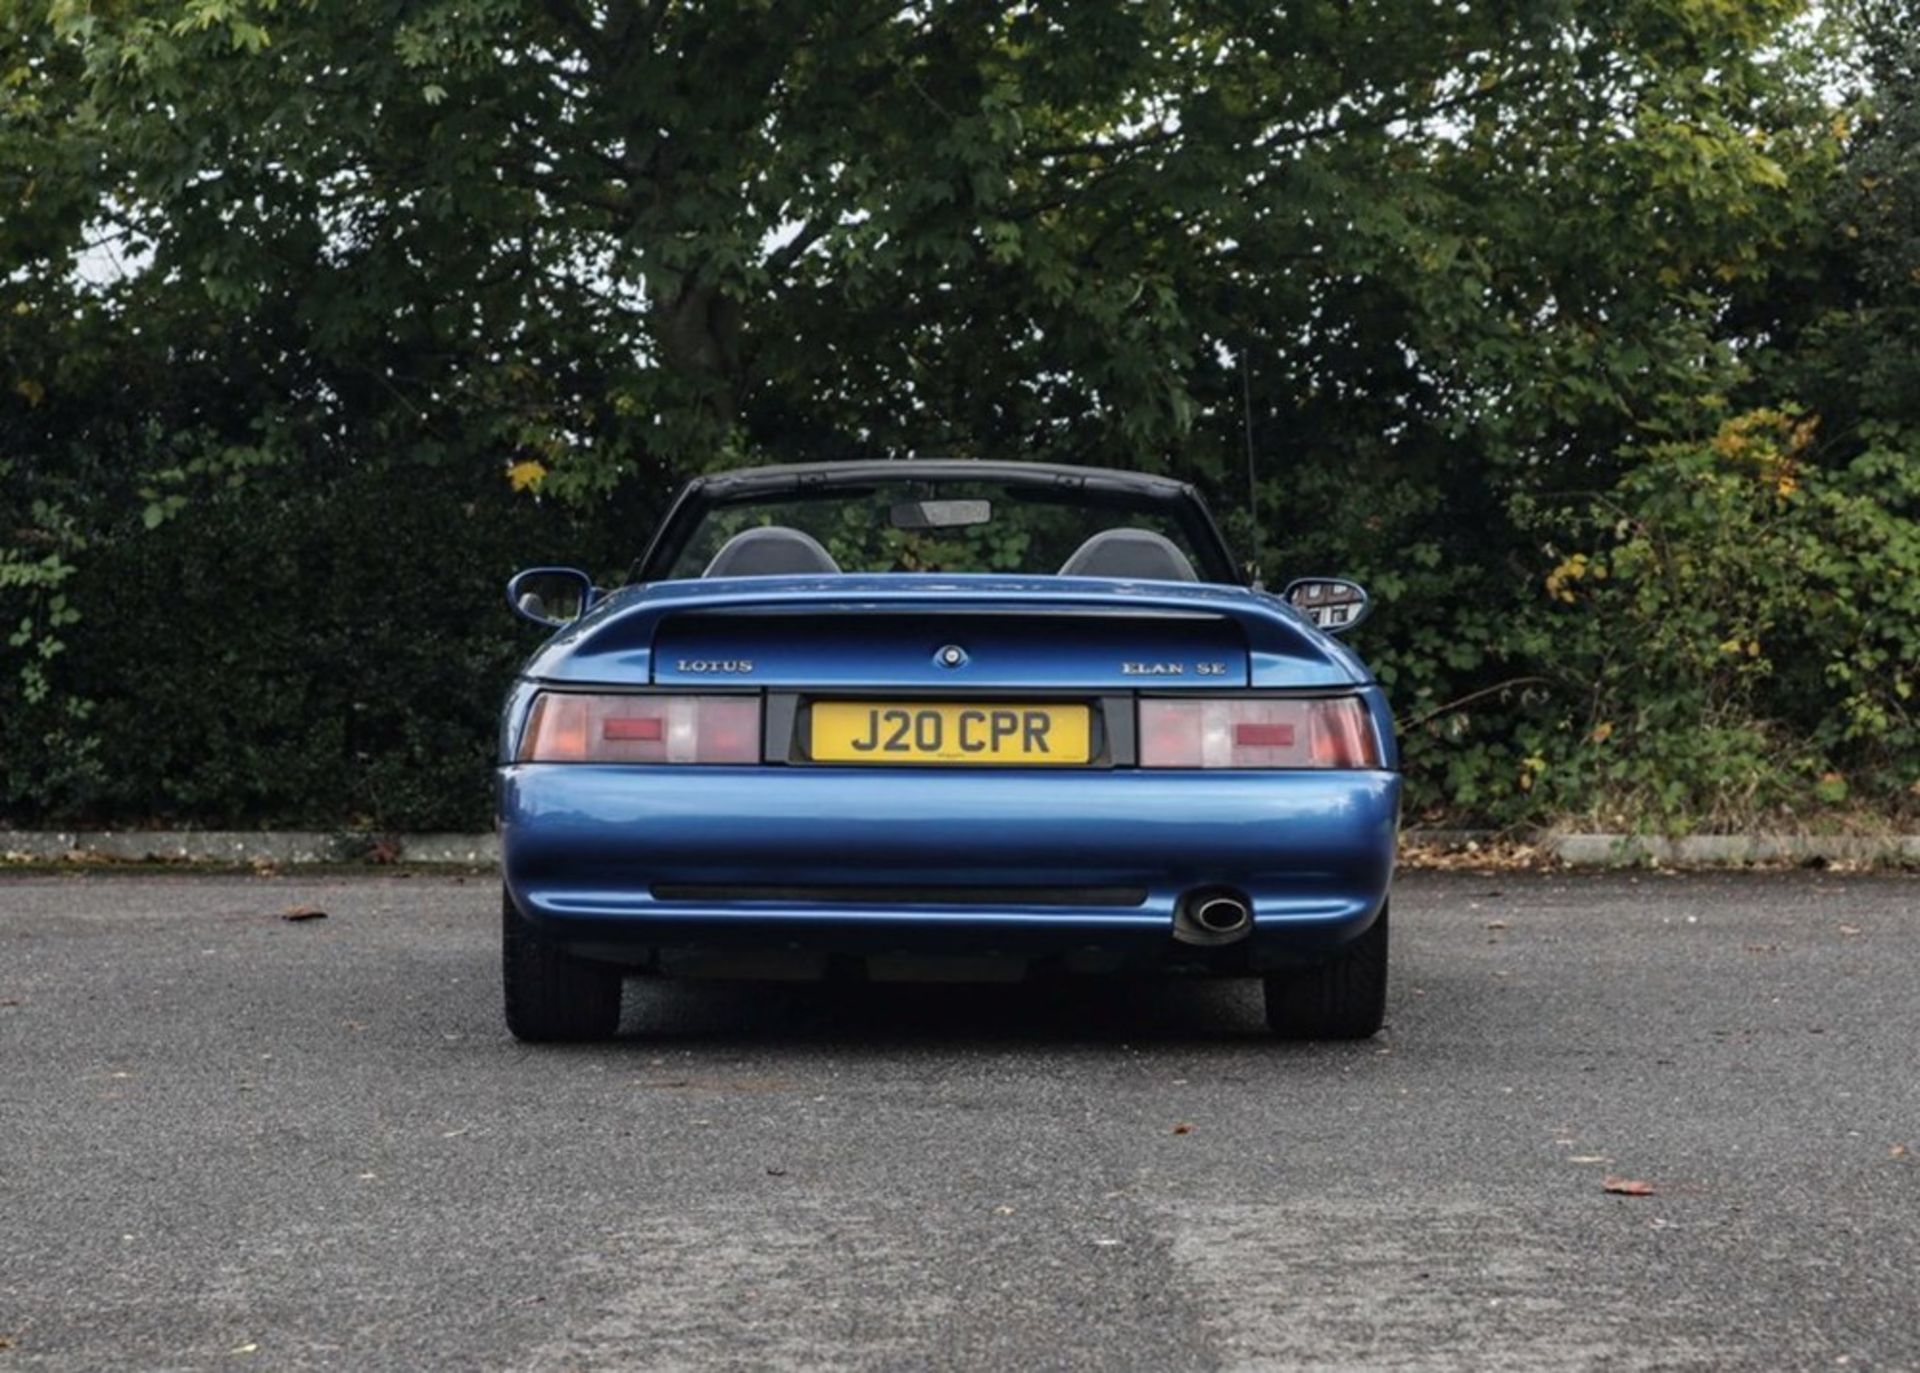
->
[500, 461, 1397, 1041]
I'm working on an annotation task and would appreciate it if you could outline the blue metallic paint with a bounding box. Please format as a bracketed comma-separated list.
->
[518, 575, 1363, 690]
[653, 609, 1253, 689]
[498, 570, 1399, 972]
[501, 765, 1398, 966]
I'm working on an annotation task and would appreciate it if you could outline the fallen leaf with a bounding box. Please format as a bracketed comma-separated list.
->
[765, 1166, 787, 1177]
[1892, 1144, 1909, 1159]
[1568, 1155, 1610, 1164]
[1171, 1123, 1194, 1135]
[367, 839, 402, 865]
[230, 1343, 259, 1355]
[1839, 925, 1862, 936]
[279, 906, 327, 922]
[1485, 920, 1510, 930]
[994, 1205, 1016, 1215]
[1603, 1176, 1656, 1196]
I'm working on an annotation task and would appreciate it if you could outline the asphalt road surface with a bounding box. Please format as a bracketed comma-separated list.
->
[2, 869, 1916, 1371]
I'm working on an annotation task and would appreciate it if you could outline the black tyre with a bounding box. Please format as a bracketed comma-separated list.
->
[1262, 903, 1389, 1040]
[502, 889, 623, 1042]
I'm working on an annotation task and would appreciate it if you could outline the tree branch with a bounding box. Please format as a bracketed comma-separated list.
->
[536, 0, 608, 64]
[1397, 677, 1558, 731]
[763, 219, 832, 278]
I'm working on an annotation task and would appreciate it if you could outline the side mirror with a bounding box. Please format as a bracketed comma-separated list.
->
[506, 567, 596, 628]
[1282, 577, 1371, 635]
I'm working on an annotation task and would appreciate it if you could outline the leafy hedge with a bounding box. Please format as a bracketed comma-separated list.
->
[1382, 417, 1918, 829]
[2, 456, 649, 831]
[3, 413, 1911, 835]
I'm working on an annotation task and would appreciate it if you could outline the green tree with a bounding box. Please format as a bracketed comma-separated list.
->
[16, 1, 1824, 486]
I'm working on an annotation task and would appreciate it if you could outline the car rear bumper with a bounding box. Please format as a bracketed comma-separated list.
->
[499, 764, 1398, 970]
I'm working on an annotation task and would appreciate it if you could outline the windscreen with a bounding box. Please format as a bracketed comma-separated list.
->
[666, 480, 1217, 580]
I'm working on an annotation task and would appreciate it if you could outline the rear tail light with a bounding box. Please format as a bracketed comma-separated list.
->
[518, 693, 761, 764]
[1138, 697, 1379, 769]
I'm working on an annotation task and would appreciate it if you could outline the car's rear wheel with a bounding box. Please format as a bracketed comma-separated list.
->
[1262, 903, 1388, 1040]
[502, 889, 623, 1042]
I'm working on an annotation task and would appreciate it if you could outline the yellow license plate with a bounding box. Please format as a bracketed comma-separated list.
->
[810, 702, 1091, 765]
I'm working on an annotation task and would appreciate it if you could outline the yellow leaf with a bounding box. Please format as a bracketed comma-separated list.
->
[1590, 721, 1614, 744]
[14, 378, 44, 406]
[1544, 552, 1592, 603]
[506, 460, 547, 493]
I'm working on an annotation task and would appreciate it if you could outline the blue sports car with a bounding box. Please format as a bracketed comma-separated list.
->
[499, 461, 1397, 1041]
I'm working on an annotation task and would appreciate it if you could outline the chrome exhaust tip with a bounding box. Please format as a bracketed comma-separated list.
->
[1174, 887, 1254, 946]
[1194, 895, 1253, 935]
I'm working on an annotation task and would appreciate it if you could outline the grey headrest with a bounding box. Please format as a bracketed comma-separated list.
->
[1058, 528, 1198, 582]
[703, 526, 842, 578]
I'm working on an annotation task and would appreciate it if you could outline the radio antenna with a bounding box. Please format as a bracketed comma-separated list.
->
[1240, 344, 1261, 582]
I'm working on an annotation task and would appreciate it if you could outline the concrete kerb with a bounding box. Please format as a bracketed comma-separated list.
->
[1544, 832, 1920, 867]
[3, 828, 1915, 870]
[0, 831, 499, 866]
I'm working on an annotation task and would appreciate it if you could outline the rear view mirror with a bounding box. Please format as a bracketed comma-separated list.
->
[507, 567, 596, 628]
[890, 499, 991, 530]
[1282, 577, 1371, 634]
